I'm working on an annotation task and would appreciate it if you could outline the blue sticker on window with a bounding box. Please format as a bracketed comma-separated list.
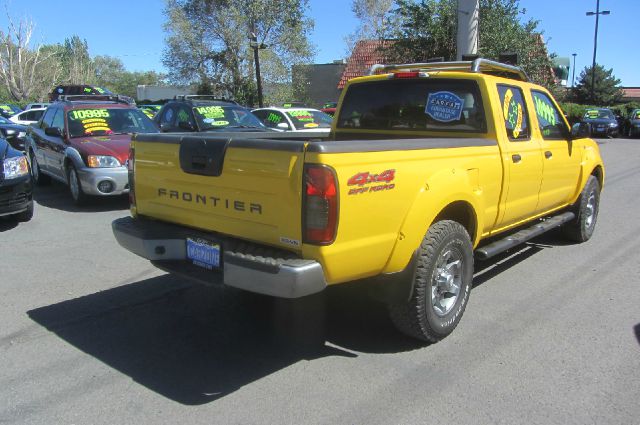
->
[425, 91, 464, 122]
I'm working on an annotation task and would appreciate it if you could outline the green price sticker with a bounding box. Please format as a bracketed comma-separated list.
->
[71, 109, 110, 120]
[195, 106, 225, 119]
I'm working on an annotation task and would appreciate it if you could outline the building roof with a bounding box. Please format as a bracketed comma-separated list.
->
[622, 87, 640, 101]
[338, 40, 395, 89]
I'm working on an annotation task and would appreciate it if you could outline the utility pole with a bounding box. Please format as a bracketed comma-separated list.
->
[249, 21, 267, 108]
[571, 53, 577, 87]
[456, 0, 479, 60]
[586, 0, 610, 102]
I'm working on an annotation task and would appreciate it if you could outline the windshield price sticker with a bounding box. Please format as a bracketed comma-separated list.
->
[70, 109, 110, 120]
[0, 105, 12, 112]
[425, 91, 464, 122]
[210, 120, 229, 126]
[195, 106, 225, 119]
[534, 95, 557, 126]
[267, 112, 282, 123]
[288, 110, 314, 122]
[70, 109, 112, 134]
[586, 109, 599, 118]
[304, 122, 319, 128]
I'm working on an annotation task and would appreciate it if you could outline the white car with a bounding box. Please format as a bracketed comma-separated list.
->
[251, 107, 333, 134]
[25, 102, 50, 110]
[9, 108, 46, 125]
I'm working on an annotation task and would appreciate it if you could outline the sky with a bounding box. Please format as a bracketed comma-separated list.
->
[0, 0, 638, 86]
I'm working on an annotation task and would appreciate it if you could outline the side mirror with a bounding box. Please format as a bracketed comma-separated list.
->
[571, 122, 591, 139]
[45, 126, 62, 137]
[276, 122, 290, 130]
[178, 121, 196, 131]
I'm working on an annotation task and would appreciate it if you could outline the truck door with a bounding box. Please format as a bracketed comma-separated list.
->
[496, 84, 544, 228]
[530, 90, 581, 212]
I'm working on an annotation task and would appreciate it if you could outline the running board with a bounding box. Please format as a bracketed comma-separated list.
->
[475, 212, 575, 260]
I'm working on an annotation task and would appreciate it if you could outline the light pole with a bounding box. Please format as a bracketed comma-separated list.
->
[571, 53, 577, 87]
[586, 0, 610, 102]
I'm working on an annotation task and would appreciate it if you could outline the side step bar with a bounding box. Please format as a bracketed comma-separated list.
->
[475, 212, 575, 260]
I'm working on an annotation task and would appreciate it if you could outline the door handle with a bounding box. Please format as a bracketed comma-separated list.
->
[512, 154, 522, 163]
[545, 151, 552, 159]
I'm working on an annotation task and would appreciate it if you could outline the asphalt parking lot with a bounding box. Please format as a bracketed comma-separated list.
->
[1, 137, 638, 424]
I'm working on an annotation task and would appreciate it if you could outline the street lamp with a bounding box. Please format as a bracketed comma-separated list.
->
[249, 32, 267, 108]
[571, 53, 577, 87]
[586, 0, 610, 102]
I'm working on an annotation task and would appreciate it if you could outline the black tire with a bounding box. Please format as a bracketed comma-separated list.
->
[562, 175, 600, 242]
[14, 201, 34, 222]
[67, 164, 88, 206]
[388, 220, 474, 343]
[30, 151, 50, 185]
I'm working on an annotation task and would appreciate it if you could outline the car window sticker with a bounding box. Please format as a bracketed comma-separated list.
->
[425, 91, 464, 123]
[69, 109, 111, 134]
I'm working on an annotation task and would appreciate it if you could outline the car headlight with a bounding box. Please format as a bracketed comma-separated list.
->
[87, 155, 121, 168]
[17, 131, 25, 138]
[3, 155, 29, 179]
[609, 122, 618, 127]
[5, 129, 16, 136]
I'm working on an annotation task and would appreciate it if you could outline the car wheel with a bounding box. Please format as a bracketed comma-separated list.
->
[30, 151, 50, 185]
[388, 220, 474, 343]
[562, 175, 600, 243]
[68, 164, 87, 206]
[14, 201, 34, 222]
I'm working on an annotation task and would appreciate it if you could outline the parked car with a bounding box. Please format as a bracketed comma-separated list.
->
[25, 102, 50, 110]
[622, 108, 640, 138]
[49, 85, 113, 102]
[9, 108, 47, 126]
[252, 107, 333, 134]
[582, 108, 619, 138]
[154, 96, 270, 133]
[0, 136, 33, 222]
[0, 103, 22, 119]
[139, 104, 162, 119]
[0, 116, 28, 151]
[25, 95, 159, 205]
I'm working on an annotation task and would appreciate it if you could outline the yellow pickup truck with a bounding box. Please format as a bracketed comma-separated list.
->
[113, 59, 604, 343]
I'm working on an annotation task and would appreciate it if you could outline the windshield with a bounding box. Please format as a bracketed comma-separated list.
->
[192, 105, 265, 131]
[0, 104, 21, 114]
[337, 78, 486, 134]
[584, 109, 614, 120]
[67, 107, 158, 137]
[285, 109, 333, 130]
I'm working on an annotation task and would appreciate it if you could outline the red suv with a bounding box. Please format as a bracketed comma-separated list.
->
[25, 95, 159, 205]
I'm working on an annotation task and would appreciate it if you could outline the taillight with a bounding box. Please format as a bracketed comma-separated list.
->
[128, 146, 135, 207]
[391, 71, 428, 79]
[303, 164, 339, 245]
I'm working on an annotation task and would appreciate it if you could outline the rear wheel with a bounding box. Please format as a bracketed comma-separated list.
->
[68, 164, 88, 206]
[562, 175, 600, 242]
[388, 220, 474, 343]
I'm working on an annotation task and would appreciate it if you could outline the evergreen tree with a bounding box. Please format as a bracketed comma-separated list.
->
[572, 64, 623, 105]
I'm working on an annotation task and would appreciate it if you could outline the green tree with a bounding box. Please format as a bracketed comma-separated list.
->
[61, 35, 95, 84]
[572, 64, 623, 106]
[382, 0, 556, 88]
[94, 55, 164, 98]
[345, 0, 395, 55]
[162, 0, 315, 106]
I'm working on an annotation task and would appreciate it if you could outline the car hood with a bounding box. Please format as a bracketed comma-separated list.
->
[70, 134, 132, 165]
[0, 123, 28, 133]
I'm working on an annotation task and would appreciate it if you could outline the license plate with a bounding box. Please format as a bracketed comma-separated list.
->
[186, 238, 220, 270]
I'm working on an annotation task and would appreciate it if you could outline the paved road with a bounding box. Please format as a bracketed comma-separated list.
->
[1, 138, 638, 425]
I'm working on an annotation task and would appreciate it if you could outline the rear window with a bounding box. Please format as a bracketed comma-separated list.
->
[337, 78, 486, 134]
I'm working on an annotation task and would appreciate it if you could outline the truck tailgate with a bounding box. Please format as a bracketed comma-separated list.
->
[133, 134, 307, 251]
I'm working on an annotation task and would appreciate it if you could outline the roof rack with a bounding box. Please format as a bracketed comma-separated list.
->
[367, 58, 529, 82]
[174, 95, 238, 104]
[57, 94, 136, 105]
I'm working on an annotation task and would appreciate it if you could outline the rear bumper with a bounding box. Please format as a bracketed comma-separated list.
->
[112, 216, 326, 298]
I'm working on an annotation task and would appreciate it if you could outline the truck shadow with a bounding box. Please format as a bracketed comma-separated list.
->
[27, 235, 560, 405]
[32, 181, 129, 213]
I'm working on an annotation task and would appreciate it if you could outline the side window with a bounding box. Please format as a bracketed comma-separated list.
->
[497, 84, 530, 141]
[175, 106, 194, 125]
[160, 107, 175, 126]
[531, 91, 568, 140]
[51, 109, 64, 130]
[40, 107, 57, 129]
[256, 110, 287, 129]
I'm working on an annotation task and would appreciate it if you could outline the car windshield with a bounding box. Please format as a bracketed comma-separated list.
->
[67, 107, 158, 137]
[285, 109, 333, 130]
[192, 105, 265, 131]
[584, 109, 614, 120]
[0, 104, 21, 114]
[337, 78, 487, 134]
